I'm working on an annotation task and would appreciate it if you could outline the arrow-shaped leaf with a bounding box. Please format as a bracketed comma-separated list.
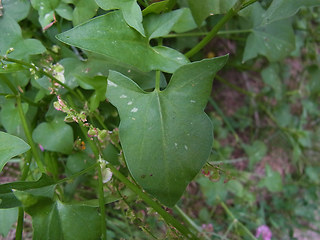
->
[106, 56, 228, 206]
[56, 11, 189, 73]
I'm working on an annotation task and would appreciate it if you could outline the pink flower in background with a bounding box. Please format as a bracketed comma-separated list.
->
[38, 144, 44, 152]
[255, 225, 272, 240]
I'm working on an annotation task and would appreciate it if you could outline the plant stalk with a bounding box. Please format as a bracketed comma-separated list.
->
[107, 163, 197, 239]
[219, 200, 257, 240]
[1, 56, 82, 100]
[16, 95, 45, 172]
[173, 205, 211, 240]
[16, 207, 24, 240]
[185, 0, 245, 58]
[66, 95, 107, 240]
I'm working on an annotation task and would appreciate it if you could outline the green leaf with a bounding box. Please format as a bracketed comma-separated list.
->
[241, 3, 296, 62]
[56, 11, 189, 73]
[0, 64, 24, 73]
[243, 140, 267, 169]
[261, 0, 320, 25]
[243, 20, 295, 62]
[259, 164, 283, 192]
[32, 119, 74, 154]
[0, 132, 30, 172]
[0, 208, 18, 237]
[95, 0, 145, 36]
[76, 75, 108, 111]
[0, 174, 55, 208]
[60, 54, 167, 91]
[26, 199, 101, 240]
[261, 64, 283, 100]
[106, 55, 228, 206]
[0, 99, 28, 138]
[0, 15, 46, 60]
[142, 0, 171, 16]
[30, 0, 60, 29]
[72, 0, 98, 26]
[187, 0, 236, 25]
[55, 2, 73, 21]
[143, 8, 197, 40]
[2, 0, 31, 22]
[197, 176, 228, 205]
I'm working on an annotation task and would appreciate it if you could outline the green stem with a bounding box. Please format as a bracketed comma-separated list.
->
[241, 0, 259, 10]
[163, 29, 251, 38]
[16, 207, 24, 240]
[185, 0, 245, 58]
[173, 206, 211, 240]
[208, 98, 241, 145]
[16, 151, 32, 240]
[97, 163, 107, 240]
[107, 164, 197, 239]
[56, 163, 99, 185]
[219, 200, 257, 240]
[215, 75, 256, 98]
[155, 70, 161, 91]
[1, 56, 80, 99]
[16, 95, 45, 172]
[66, 95, 107, 239]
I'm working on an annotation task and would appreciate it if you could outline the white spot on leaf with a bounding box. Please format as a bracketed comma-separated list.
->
[108, 81, 118, 87]
[127, 101, 133, 105]
[175, 143, 178, 148]
[184, 145, 188, 150]
[131, 107, 138, 113]
[120, 95, 127, 98]
[190, 100, 196, 103]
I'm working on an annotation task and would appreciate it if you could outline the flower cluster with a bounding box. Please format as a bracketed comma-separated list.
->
[255, 225, 272, 240]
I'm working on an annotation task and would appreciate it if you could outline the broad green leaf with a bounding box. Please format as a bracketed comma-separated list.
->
[56, 11, 189, 73]
[55, 2, 73, 21]
[0, 174, 55, 208]
[226, 180, 243, 197]
[274, 104, 292, 128]
[2, 0, 31, 22]
[32, 119, 74, 154]
[106, 55, 228, 206]
[60, 55, 167, 90]
[27, 199, 101, 240]
[243, 20, 295, 62]
[243, 140, 267, 169]
[142, 0, 171, 16]
[0, 15, 45, 60]
[30, 0, 60, 29]
[95, 0, 145, 36]
[258, 164, 283, 192]
[0, 99, 28, 138]
[0, 208, 18, 237]
[197, 176, 228, 205]
[76, 75, 108, 111]
[0, 132, 30, 172]
[143, 8, 197, 40]
[171, 8, 198, 33]
[187, 0, 236, 25]
[262, 64, 283, 100]
[241, 3, 295, 62]
[72, 0, 98, 26]
[261, 0, 320, 25]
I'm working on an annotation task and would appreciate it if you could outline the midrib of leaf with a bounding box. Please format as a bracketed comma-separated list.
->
[154, 91, 170, 191]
